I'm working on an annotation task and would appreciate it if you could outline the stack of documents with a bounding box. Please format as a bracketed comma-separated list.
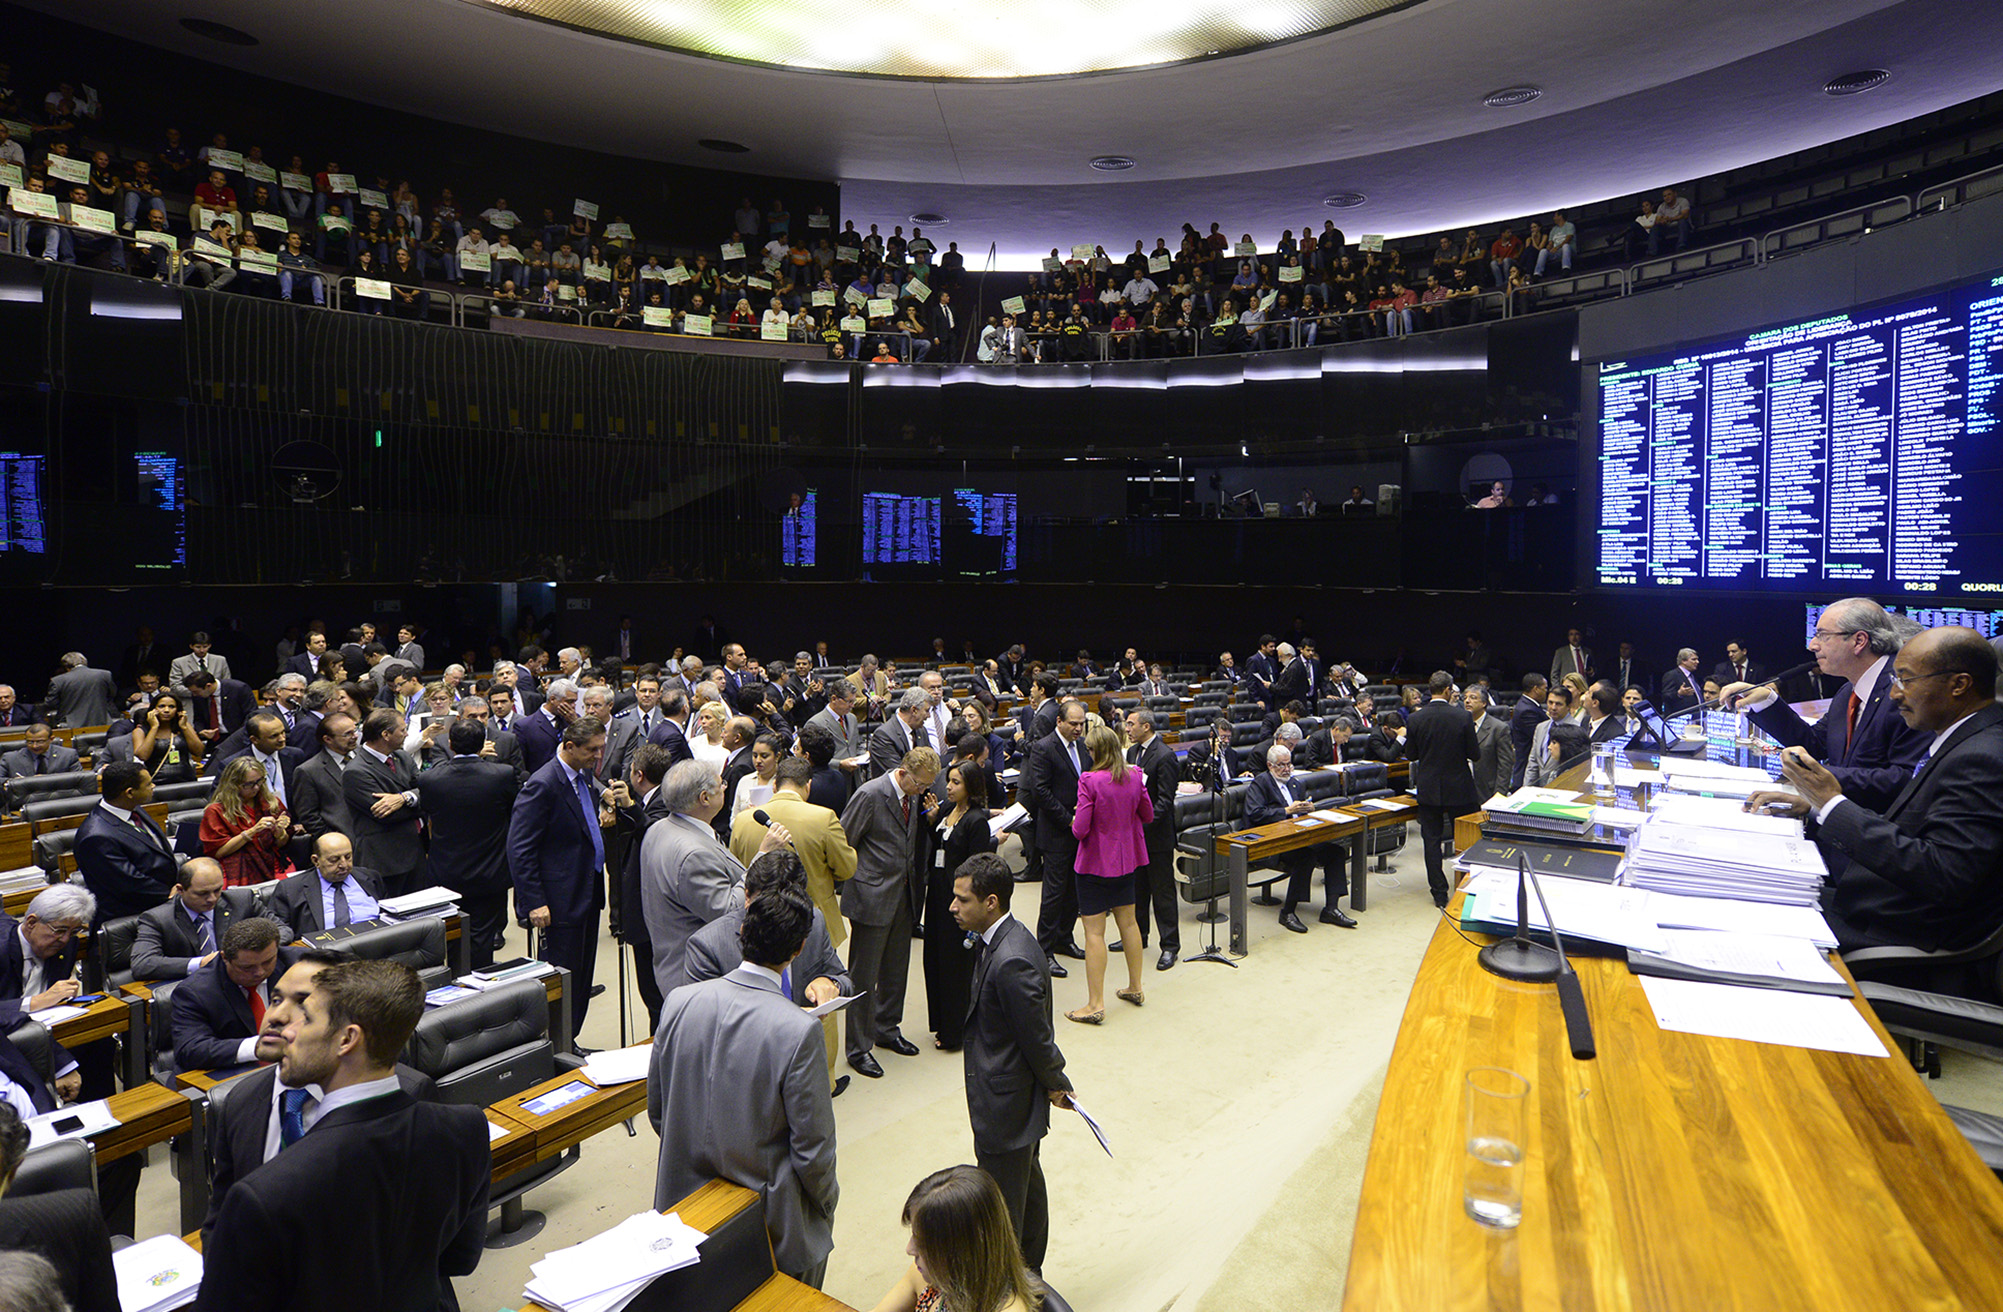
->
[1645, 791, 1803, 837]
[1482, 788, 1596, 835]
[1624, 821, 1827, 905]
[1459, 871, 1667, 953]
[0, 865, 44, 896]
[114, 1234, 202, 1312]
[1628, 929, 1850, 995]
[523, 1210, 709, 1312]
[580, 1045, 651, 1087]
[1656, 757, 1784, 799]
[459, 958, 558, 991]
[379, 886, 462, 922]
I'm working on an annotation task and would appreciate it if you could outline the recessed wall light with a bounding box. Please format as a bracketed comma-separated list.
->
[1089, 156, 1137, 172]
[1322, 192, 1368, 209]
[697, 138, 750, 154]
[179, 17, 258, 45]
[1824, 69, 1890, 96]
[1482, 85, 1543, 108]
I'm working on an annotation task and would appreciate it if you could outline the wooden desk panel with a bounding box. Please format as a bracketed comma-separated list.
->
[493, 1051, 649, 1165]
[94, 1082, 193, 1164]
[1343, 906, 2003, 1311]
[487, 1107, 538, 1182]
[45, 994, 130, 1050]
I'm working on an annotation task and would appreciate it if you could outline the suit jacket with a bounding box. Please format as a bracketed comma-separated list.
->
[1507, 699, 1547, 791]
[209, 747, 308, 811]
[729, 791, 856, 947]
[267, 868, 388, 936]
[1243, 768, 1315, 828]
[1023, 731, 1087, 859]
[645, 716, 695, 768]
[169, 948, 299, 1075]
[0, 745, 79, 778]
[342, 746, 425, 879]
[1522, 719, 1564, 788]
[131, 887, 277, 981]
[683, 904, 850, 996]
[640, 811, 747, 996]
[418, 756, 520, 896]
[1469, 712, 1508, 800]
[715, 748, 755, 840]
[1245, 652, 1279, 708]
[290, 750, 355, 843]
[995, 656, 1026, 694]
[0, 1188, 118, 1312]
[0, 703, 38, 728]
[187, 679, 256, 737]
[1587, 715, 1629, 745]
[1750, 666, 1928, 811]
[1712, 659, 1768, 687]
[867, 716, 928, 778]
[513, 709, 563, 776]
[1070, 769, 1152, 877]
[194, 1088, 489, 1312]
[839, 772, 922, 926]
[481, 725, 528, 784]
[284, 707, 322, 755]
[803, 707, 861, 762]
[1609, 655, 1643, 694]
[964, 914, 1071, 1154]
[283, 651, 320, 681]
[507, 758, 605, 927]
[1660, 666, 1705, 712]
[1272, 658, 1309, 707]
[1406, 698, 1480, 810]
[1816, 703, 2003, 952]
[599, 713, 646, 783]
[647, 970, 837, 1275]
[0, 913, 82, 1026]
[615, 787, 672, 950]
[1550, 644, 1593, 684]
[1128, 735, 1179, 846]
[44, 665, 117, 728]
[201, 1062, 439, 1247]
[395, 641, 425, 670]
[73, 804, 180, 923]
[168, 652, 234, 695]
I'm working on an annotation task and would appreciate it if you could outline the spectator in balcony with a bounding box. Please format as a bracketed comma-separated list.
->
[897, 303, 932, 360]
[581, 246, 612, 305]
[938, 240, 964, 288]
[1448, 264, 1485, 320]
[0, 122, 20, 172]
[230, 229, 278, 298]
[278, 154, 313, 224]
[929, 291, 959, 361]
[1109, 304, 1139, 359]
[1239, 295, 1267, 350]
[85, 148, 120, 212]
[1488, 228, 1521, 287]
[58, 184, 127, 273]
[244, 183, 278, 230]
[490, 230, 522, 289]
[432, 187, 462, 239]
[1474, 480, 1511, 509]
[733, 197, 760, 238]
[1539, 211, 1576, 276]
[515, 234, 548, 292]
[1056, 306, 1088, 362]
[1456, 228, 1485, 282]
[490, 278, 524, 319]
[1383, 279, 1419, 336]
[1418, 274, 1455, 330]
[789, 302, 814, 341]
[392, 179, 419, 226]
[552, 240, 583, 289]
[1521, 222, 1548, 279]
[1335, 287, 1374, 340]
[1295, 292, 1323, 346]
[1230, 259, 1260, 294]
[1648, 187, 1693, 254]
[134, 208, 181, 281]
[481, 197, 520, 234]
[907, 227, 935, 271]
[727, 295, 757, 336]
[1429, 234, 1458, 280]
[453, 225, 488, 286]
[387, 246, 428, 320]
[870, 340, 899, 364]
[278, 230, 325, 306]
[351, 248, 388, 313]
[316, 201, 353, 264]
[158, 126, 195, 190]
[193, 168, 241, 234]
[195, 132, 234, 172]
[1624, 198, 1657, 261]
[419, 217, 453, 280]
[387, 213, 420, 270]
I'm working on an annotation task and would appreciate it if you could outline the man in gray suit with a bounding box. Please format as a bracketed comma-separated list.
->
[639, 759, 789, 1002]
[683, 850, 853, 1097]
[867, 687, 933, 777]
[130, 858, 281, 981]
[43, 653, 118, 728]
[803, 683, 866, 781]
[290, 713, 357, 846]
[1464, 686, 1509, 801]
[648, 884, 838, 1287]
[0, 725, 80, 779]
[836, 745, 937, 1080]
[166, 631, 233, 697]
[951, 852, 1073, 1273]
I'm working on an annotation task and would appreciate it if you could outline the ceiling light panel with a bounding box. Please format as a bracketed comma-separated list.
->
[470, 0, 1411, 79]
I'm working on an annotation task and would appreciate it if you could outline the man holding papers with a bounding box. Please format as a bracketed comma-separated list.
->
[649, 884, 838, 1287]
[1750, 627, 2003, 954]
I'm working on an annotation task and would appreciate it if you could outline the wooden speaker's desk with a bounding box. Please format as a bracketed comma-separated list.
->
[1342, 901, 2003, 1310]
[490, 1047, 650, 1169]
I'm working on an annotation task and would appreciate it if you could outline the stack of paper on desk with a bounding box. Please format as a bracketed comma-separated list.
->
[1624, 821, 1827, 905]
[523, 1210, 709, 1312]
[1656, 757, 1784, 799]
[1645, 792, 1804, 837]
[114, 1234, 202, 1312]
[1459, 871, 1668, 953]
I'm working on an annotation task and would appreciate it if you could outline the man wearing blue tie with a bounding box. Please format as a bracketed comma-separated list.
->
[509, 716, 618, 1038]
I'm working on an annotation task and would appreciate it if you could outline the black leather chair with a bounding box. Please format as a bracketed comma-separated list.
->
[4, 771, 98, 813]
[69, 730, 108, 760]
[1184, 706, 1220, 729]
[335, 916, 447, 972]
[401, 976, 583, 1244]
[1144, 696, 1180, 715]
[9, 1137, 96, 1199]
[89, 914, 144, 992]
[150, 780, 215, 808]
[20, 794, 98, 838]
[31, 830, 75, 878]
[146, 979, 183, 1087]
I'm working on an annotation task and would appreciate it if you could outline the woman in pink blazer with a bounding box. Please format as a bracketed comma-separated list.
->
[1068, 723, 1154, 1023]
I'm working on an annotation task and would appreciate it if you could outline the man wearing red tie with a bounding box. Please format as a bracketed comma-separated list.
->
[1549, 627, 1592, 686]
[340, 710, 426, 897]
[167, 916, 295, 1076]
[1711, 641, 1765, 689]
[1724, 597, 1927, 810]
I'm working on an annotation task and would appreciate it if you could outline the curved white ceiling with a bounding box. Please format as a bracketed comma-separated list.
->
[39, 0, 2003, 266]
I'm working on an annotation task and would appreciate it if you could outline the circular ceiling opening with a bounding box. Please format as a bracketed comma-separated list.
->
[179, 17, 259, 46]
[1090, 156, 1137, 172]
[1482, 85, 1543, 108]
[697, 138, 751, 153]
[1322, 191, 1368, 209]
[909, 212, 949, 224]
[466, 0, 1419, 79]
[1824, 69, 1891, 96]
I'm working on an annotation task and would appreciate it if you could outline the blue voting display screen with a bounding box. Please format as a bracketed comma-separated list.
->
[1594, 273, 2003, 596]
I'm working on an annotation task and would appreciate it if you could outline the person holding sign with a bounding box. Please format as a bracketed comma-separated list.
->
[315, 201, 352, 264]
[762, 296, 792, 340]
[453, 226, 488, 286]
[230, 229, 278, 298]
[192, 168, 240, 234]
[350, 247, 388, 314]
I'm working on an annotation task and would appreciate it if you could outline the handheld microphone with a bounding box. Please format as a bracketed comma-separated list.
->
[752, 809, 770, 826]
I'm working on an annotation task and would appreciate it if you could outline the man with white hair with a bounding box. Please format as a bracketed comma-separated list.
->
[440, 663, 467, 701]
[44, 653, 117, 728]
[916, 671, 957, 753]
[640, 759, 790, 999]
[557, 647, 583, 680]
[491, 661, 543, 719]
[868, 687, 934, 777]
[1272, 641, 1310, 707]
[0, 885, 94, 1025]
[515, 677, 576, 775]
[269, 671, 316, 752]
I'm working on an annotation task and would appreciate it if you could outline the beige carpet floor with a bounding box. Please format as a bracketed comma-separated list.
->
[129, 848, 2003, 1310]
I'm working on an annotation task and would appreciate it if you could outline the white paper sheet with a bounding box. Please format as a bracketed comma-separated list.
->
[808, 991, 866, 1019]
[1639, 976, 1886, 1057]
[1069, 1098, 1113, 1157]
[1650, 930, 1845, 986]
[1644, 891, 1838, 948]
[27, 1003, 88, 1025]
[114, 1234, 203, 1312]
[1612, 766, 1666, 786]
[25, 1098, 118, 1150]
[580, 1044, 653, 1087]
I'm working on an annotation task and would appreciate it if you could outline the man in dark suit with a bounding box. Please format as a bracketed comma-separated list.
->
[688, 615, 726, 663]
[43, 653, 117, 729]
[1259, 699, 1310, 744]
[0, 685, 39, 729]
[1406, 671, 1480, 908]
[72, 763, 178, 925]
[951, 853, 1073, 1273]
[643, 686, 696, 768]
[341, 710, 425, 898]
[393, 624, 425, 672]
[1660, 648, 1705, 713]
[118, 625, 160, 690]
[1584, 681, 1629, 745]
[131, 858, 278, 981]
[272, 835, 388, 940]
[417, 722, 520, 968]
[455, 693, 527, 783]
[169, 917, 294, 1077]
[1271, 642, 1309, 708]
[0, 1098, 118, 1312]
[1185, 720, 1248, 782]
[1506, 674, 1548, 791]
[868, 688, 933, 778]
[509, 716, 615, 1036]
[837, 749, 934, 1078]
[0, 887, 91, 1025]
[0, 725, 78, 780]
[1122, 708, 1181, 968]
[1023, 700, 1088, 974]
[285, 630, 329, 681]
[195, 959, 489, 1312]
[182, 669, 255, 749]
[513, 682, 572, 776]
[1245, 635, 1280, 712]
[996, 645, 1028, 695]
[1609, 642, 1643, 700]
[290, 713, 358, 846]
[1244, 744, 1354, 932]
[1730, 597, 1928, 812]
[613, 744, 674, 1033]
[1711, 641, 1765, 689]
[1754, 627, 2003, 954]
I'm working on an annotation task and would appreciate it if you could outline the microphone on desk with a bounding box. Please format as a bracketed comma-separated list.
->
[1714, 660, 1817, 713]
[1475, 854, 1597, 1061]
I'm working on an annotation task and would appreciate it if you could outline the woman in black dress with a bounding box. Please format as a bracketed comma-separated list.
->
[920, 761, 993, 1051]
[132, 691, 203, 782]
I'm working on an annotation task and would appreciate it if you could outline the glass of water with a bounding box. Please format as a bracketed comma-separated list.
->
[1464, 1066, 1529, 1229]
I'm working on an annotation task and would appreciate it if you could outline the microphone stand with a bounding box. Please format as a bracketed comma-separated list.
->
[1475, 854, 1596, 1059]
[1184, 723, 1238, 968]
